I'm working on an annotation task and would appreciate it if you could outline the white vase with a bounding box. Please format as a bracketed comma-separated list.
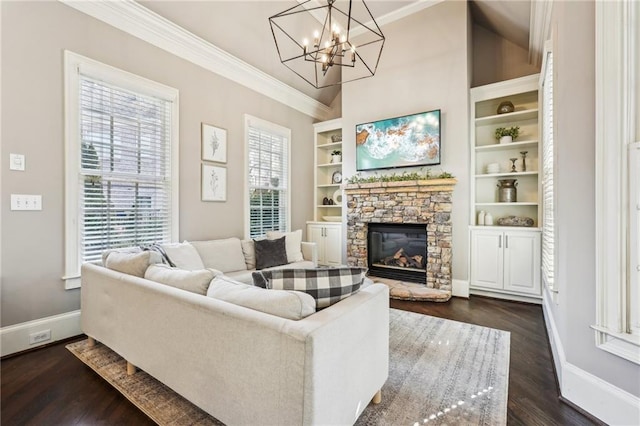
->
[478, 210, 486, 226]
[484, 212, 494, 226]
[331, 155, 342, 163]
[499, 135, 512, 144]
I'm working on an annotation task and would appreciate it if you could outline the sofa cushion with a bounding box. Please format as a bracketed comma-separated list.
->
[191, 238, 247, 273]
[104, 251, 161, 278]
[240, 239, 256, 269]
[266, 229, 304, 263]
[253, 267, 366, 309]
[206, 275, 315, 320]
[160, 241, 205, 270]
[145, 264, 216, 295]
[254, 237, 288, 270]
[226, 260, 316, 285]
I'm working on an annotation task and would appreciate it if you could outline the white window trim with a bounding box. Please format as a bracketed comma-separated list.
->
[593, 0, 640, 364]
[63, 51, 179, 289]
[243, 114, 292, 240]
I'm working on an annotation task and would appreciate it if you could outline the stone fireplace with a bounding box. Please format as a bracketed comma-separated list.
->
[345, 179, 456, 296]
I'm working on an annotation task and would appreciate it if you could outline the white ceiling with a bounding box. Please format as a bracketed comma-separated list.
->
[139, 1, 531, 106]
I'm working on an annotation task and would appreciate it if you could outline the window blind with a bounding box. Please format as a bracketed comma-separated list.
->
[79, 76, 173, 262]
[541, 49, 555, 290]
[246, 124, 289, 239]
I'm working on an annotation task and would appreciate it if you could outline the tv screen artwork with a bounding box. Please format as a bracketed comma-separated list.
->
[355, 109, 441, 171]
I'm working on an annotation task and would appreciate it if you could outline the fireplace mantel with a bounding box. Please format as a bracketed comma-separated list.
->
[344, 178, 457, 294]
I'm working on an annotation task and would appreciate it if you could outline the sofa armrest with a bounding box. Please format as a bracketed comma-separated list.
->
[301, 241, 318, 267]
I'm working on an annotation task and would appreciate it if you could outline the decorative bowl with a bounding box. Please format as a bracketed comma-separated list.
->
[322, 216, 342, 222]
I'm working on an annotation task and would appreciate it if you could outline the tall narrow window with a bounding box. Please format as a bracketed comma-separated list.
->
[593, 0, 639, 364]
[244, 115, 291, 239]
[64, 51, 179, 289]
[540, 42, 556, 293]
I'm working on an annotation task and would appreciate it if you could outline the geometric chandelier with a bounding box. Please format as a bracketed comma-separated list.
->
[269, 0, 385, 89]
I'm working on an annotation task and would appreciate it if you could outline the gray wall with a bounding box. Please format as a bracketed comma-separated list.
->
[342, 0, 471, 283]
[0, 1, 315, 327]
[548, 1, 640, 397]
[472, 24, 540, 87]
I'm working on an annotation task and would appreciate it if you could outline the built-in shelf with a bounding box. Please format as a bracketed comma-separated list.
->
[318, 162, 342, 168]
[318, 184, 341, 188]
[475, 109, 538, 125]
[316, 205, 342, 208]
[475, 140, 539, 151]
[475, 171, 539, 178]
[317, 142, 342, 150]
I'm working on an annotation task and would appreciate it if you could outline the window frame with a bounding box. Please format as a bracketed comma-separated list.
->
[243, 114, 292, 240]
[63, 51, 179, 289]
[593, 0, 640, 364]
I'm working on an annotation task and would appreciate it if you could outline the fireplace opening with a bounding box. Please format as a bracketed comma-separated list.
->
[367, 223, 427, 284]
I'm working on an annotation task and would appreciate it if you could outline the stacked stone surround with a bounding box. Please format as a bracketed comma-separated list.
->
[344, 179, 457, 292]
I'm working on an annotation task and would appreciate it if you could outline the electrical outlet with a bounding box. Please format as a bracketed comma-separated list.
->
[29, 329, 51, 345]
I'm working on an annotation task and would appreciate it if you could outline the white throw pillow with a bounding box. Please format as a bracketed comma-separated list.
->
[145, 264, 217, 295]
[190, 238, 247, 273]
[207, 275, 315, 320]
[266, 229, 304, 263]
[160, 241, 205, 270]
[241, 239, 256, 269]
[105, 251, 156, 278]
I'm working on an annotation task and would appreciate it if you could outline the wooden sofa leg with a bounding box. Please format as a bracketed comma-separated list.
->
[127, 361, 137, 376]
[87, 337, 96, 347]
[372, 389, 382, 404]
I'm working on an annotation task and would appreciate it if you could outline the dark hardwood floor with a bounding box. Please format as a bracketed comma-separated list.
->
[2, 296, 600, 425]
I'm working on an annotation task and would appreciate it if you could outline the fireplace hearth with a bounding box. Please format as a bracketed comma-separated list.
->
[368, 223, 427, 283]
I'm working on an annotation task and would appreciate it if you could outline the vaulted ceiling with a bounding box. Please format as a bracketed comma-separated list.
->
[139, 1, 532, 106]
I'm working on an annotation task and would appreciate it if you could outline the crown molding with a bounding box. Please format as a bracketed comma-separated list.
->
[59, 0, 332, 121]
[351, 0, 445, 37]
[528, 0, 553, 67]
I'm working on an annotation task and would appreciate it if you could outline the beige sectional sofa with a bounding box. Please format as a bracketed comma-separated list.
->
[81, 233, 390, 425]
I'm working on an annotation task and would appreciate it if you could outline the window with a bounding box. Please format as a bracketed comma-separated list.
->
[540, 41, 556, 294]
[64, 51, 179, 289]
[244, 115, 291, 239]
[593, 0, 639, 364]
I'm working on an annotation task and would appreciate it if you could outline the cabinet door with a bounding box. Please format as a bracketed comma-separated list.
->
[307, 225, 326, 265]
[323, 225, 343, 266]
[470, 230, 503, 290]
[503, 231, 541, 295]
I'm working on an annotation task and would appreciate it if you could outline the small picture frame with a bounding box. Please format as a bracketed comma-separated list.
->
[202, 123, 227, 163]
[201, 164, 227, 202]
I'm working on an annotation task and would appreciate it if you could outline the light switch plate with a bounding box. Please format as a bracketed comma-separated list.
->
[9, 154, 25, 171]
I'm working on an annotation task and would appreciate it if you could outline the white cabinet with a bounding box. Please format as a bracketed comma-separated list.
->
[307, 222, 342, 266]
[470, 228, 541, 297]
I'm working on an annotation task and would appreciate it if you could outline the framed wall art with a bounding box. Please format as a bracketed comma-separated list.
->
[201, 164, 227, 202]
[355, 109, 441, 171]
[202, 123, 227, 163]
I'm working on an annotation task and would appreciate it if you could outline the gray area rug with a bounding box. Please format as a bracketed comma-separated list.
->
[67, 309, 509, 426]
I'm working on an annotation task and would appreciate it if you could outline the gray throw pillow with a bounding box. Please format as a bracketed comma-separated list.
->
[254, 267, 366, 309]
[254, 236, 288, 270]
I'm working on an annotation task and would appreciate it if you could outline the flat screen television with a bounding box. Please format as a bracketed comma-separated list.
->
[355, 109, 441, 171]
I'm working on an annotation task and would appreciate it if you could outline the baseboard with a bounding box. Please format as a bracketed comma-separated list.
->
[452, 279, 469, 298]
[542, 293, 640, 425]
[470, 288, 542, 304]
[0, 310, 82, 357]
